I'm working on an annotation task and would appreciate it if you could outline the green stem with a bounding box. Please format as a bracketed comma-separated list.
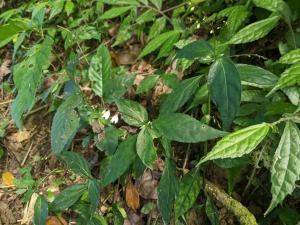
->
[287, 20, 297, 49]
[205, 180, 258, 225]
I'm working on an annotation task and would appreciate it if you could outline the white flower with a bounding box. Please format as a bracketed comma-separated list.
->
[111, 114, 119, 124]
[102, 110, 110, 120]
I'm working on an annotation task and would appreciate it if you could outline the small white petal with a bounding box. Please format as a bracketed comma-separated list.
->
[111, 115, 119, 124]
[102, 110, 110, 120]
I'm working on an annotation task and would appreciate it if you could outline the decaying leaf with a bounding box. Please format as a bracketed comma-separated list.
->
[2, 171, 14, 186]
[126, 179, 140, 210]
[46, 216, 68, 225]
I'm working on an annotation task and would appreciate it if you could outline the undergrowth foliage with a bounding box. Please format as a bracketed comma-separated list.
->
[1, 0, 300, 224]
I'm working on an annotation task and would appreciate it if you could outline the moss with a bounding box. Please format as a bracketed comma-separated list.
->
[204, 180, 258, 225]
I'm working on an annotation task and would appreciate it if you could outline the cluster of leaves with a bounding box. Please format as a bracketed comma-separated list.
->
[1, 0, 300, 224]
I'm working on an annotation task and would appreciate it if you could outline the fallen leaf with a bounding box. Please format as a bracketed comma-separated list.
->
[21, 193, 38, 225]
[126, 179, 140, 210]
[0, 59, 11, 82]
[0, 202, 16, 224]
[2, 171, 14, 186]
[136, 170, 158, 200]
[46, 216, 68, 225]
[9, 129, 31, 143]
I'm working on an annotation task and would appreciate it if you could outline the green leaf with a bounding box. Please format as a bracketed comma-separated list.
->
[136, 9, 156, 24]
[214, 155, 252, 169]
[113, 10, 136, 46]
[265, 122, 300, 215]
[0, 19, 31, 46]
[88, 179, 101, 212]
[236, 64, 278, 88]
[60, 151, 92, 178]
[33, 195, 48, 225]
[156, 33, 180, 59]
[217, 6, 250, 41]
[51, 94, 82, 155]
[136, 75, 159, 94]
[227, 16, 280, 44]
[116, 99, 148, 127]
[158, 158, 178, 225]
[49, 0, 65, 20]
[148, 17, 166, 41]
[139, 30, 181, 58]
[205, 196, 220, 225]
[88, 44, 112, 98]
[176, 40, 214, 64]
[190, 84, 209, 108]
[160, 76, 201, 114]
[51, 184, 87, 212]
[279, 48, 300, 64]
[102, 136, 137, 186]
[253, 0, 292, 20]
[11, 36, 53, 128]
[278, 208, 300, 225]
[199, 123, 270, 164]
[175, 169, 202, 219]
[65, 0, 75, 16]
[137, 127, 157, 169]
[208, 57, 241, 130]
[150, 0, 162, 9]
[267, 64, 300, 96]
[100, 6, 133, 20]
[153, 113, 226, 143]
[103, 74, 135, 102]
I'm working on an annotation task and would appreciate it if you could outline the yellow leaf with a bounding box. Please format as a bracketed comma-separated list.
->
[46, 216, 68, 225]
[2, 171, 14, 186]
[125, 179, 140, 210]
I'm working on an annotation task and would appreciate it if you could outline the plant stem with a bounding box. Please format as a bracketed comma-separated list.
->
[205, 180, 258, 225]
[287, 20, 297, 49]
[162, 2, 187, 13]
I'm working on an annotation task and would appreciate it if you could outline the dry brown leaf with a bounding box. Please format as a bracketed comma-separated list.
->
[0, 202, 16, 224]
[126, 179, 140, 210]
[2, 171, 14, 186]
[21, 193, 38, 225]
[0, 59, 11, 82]
[136, 170, 158, 200]
[9, 129, 31, 143]
[46, 216, 68, 225]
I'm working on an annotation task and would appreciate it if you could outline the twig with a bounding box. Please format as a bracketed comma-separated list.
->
[162, 2, 187, 13]
[0, 99, 13, 106]
[21, 142, 34, 167]
[204, 180, 258, 225]
[140, 5, 172, 23]
[231, 53, 268, 60]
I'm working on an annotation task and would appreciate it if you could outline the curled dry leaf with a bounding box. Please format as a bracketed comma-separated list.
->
[21, 193, 38, 225]
[46, 216, 68, 225]
[2, 171, 14, 186]
[126, 179, 140, 210]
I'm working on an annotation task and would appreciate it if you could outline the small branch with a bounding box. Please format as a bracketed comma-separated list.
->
[204, 180, 258, 225]
[162, 2, 187, 13]
[231, 53, 268, 60]
[0, 99, 13, 106]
